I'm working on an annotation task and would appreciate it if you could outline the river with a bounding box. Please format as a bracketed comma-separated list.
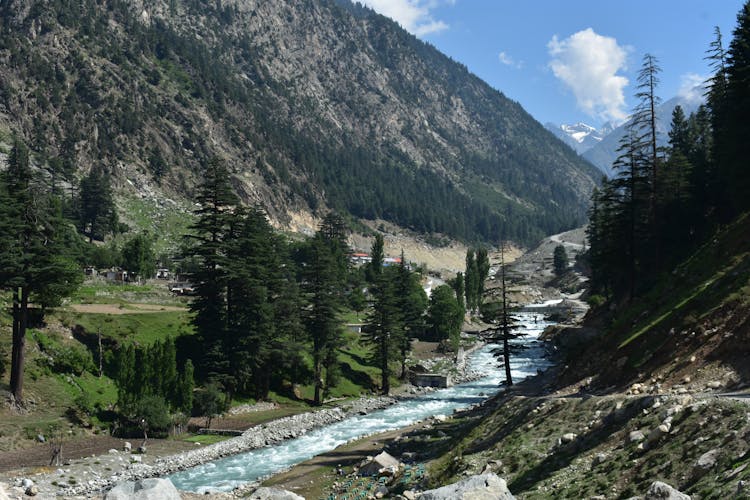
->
[169, 310, 555, 493]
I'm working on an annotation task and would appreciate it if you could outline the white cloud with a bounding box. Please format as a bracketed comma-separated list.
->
[548, 28, 630, 123]
[677, 73, 708, 104]
[498, 51, 523, 69]
[357, 0, 451, 36]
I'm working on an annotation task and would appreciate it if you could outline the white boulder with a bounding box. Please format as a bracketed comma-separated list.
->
[248, 487, 305, 500]
[104, 478, 181, 500]
[644, 481, 691, 499]
[417, 473, 515, 499]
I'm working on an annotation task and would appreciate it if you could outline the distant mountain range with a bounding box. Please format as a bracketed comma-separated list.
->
[547, 96, 703, 178]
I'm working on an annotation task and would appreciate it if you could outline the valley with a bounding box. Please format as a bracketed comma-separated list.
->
[1, 0, 750, 498]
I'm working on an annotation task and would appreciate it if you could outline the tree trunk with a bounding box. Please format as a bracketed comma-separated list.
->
[313, 356, 322, 406]
[10, 286, 29, 403]
[9, 288, 20, 395]
[381, 339, 390, 395]
[503, 336, 513, 386]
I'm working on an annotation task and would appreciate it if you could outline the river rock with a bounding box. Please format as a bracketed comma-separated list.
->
[25, 484, 38, 496]
[104, 478, 181, 500]
[643, 481, 691, 499]
[123, 442, 132, 452]
[248, 486, 305, 500]
[416, 473, 515, 500]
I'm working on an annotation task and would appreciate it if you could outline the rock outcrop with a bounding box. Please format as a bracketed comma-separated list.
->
[416, 473, 515, 500]
[643, 481, 691, 500]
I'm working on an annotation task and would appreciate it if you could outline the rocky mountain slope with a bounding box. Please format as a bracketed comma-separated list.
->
[0, 0, 600, 244]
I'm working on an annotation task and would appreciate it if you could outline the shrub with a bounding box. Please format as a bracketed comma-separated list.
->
[131, 395, 171, 435]
[587, 294, 606, 308]
[192, 382, 229, 428]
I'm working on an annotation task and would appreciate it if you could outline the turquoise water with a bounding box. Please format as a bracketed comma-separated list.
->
[169, 311, 554, 493]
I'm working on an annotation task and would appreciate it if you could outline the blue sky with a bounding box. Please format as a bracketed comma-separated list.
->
[355, 1, 745, 128]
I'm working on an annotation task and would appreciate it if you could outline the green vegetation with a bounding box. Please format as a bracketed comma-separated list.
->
[182, 434, 230, 445]
[419, 395, 750, 499]
[71, 310, 193, 346]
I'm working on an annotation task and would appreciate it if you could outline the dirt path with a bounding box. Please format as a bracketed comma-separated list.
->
[0, 436, 197, 473]
[69, 303, 187, 314]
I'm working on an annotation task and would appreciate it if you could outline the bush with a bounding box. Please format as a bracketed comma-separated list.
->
[35, 331, 96, 375]
[587, 294, 606, 308]
[192, 382, 229, 428]
[131, 395, 171, 435]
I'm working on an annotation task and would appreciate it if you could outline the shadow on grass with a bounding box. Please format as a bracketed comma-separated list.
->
[339, 361, 375, 393]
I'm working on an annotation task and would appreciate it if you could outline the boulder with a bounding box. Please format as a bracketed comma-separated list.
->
[25, 485, 38, 496]
[123, 442, 132, 452]
[104, 478, 181, 500]
[248, 487, 305, 500]
[561, 433, 578, 444]
[643, 481, 690, 499]
[592, 453, 607, 467]
[628, 430, 645, 443]
[358, 451, 400, 477]
[694, 448, 720, 474]
[416, 473, 515, 500]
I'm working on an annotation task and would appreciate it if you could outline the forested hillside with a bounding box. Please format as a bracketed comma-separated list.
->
[0, 0, 599, 245]
[579, 3, 750, 389]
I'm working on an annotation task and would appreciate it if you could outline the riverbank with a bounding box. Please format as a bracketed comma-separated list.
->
[0, 339, 487, 498]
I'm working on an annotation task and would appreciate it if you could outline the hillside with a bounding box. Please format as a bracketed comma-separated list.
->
[556, 213, 750, 393]
[0, 0, 599, 245]
[400, 212, 750, 499]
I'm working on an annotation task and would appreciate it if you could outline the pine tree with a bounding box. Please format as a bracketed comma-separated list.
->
[452, 272, 465, 311]
[185, 157, 239, 386]
[395, 252, 427, 379]
[0, 139, 82, 403]
[464, 249, 479, 312]
[78, 167, 118, 242]
[363, 266, 401, 394]
[476, 247, 490, 303]
[480, 244, 522, 386]
[303, 213, 350, 405]
[553, 245, 569, 276]
[715, 3, 750, 216]
[426, 285, 463, 350]
[366, 234, 384, 283]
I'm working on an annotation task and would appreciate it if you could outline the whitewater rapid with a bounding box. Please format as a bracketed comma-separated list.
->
[169, 311, 555, 493]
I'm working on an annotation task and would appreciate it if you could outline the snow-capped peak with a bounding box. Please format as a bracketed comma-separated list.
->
[545, 121, 613, 154]
[560, 122, 599, 143]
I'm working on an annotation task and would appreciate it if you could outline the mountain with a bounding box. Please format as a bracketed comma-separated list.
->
[582, 96, 702, 177]
[545, 121, 615, 154]
[0, 0, 601, 245]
